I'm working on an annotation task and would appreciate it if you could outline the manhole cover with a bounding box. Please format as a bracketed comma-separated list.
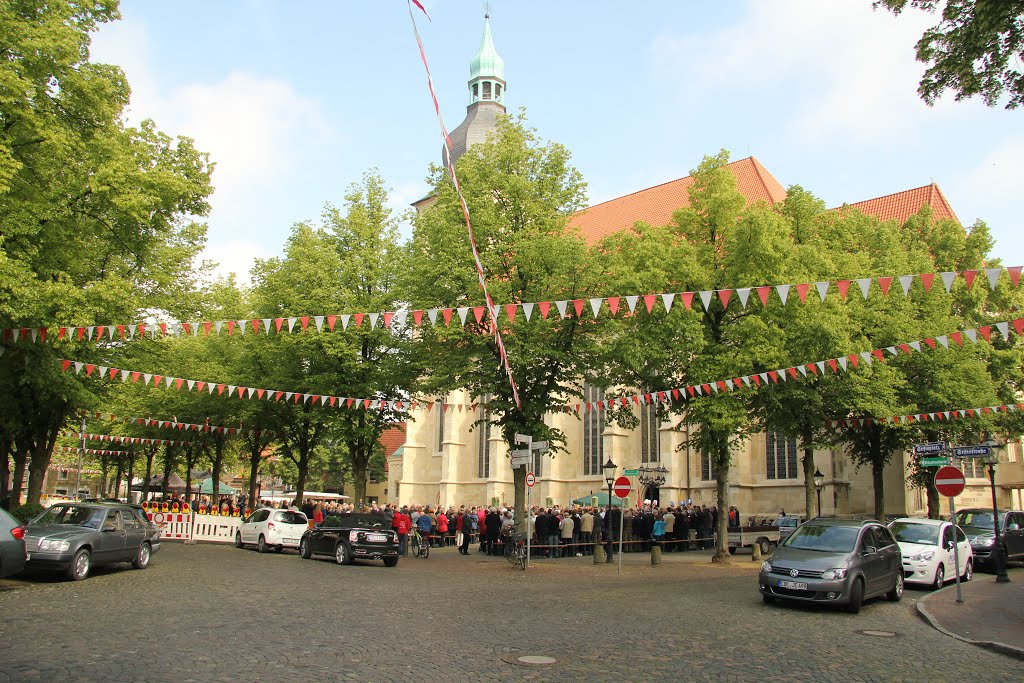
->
[859, 630, 897, 638]
[517, 655, 557, 665]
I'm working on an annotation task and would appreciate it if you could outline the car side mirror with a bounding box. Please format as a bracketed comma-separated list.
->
[1009, 523, 1020, 531]
[946, 540, 955, 551]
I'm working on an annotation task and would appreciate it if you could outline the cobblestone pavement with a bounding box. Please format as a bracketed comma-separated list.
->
[0, 543, 1020, 683]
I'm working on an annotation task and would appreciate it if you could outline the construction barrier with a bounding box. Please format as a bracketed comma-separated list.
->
[146, 511, 192, 541]
[191, 513, 241, 543]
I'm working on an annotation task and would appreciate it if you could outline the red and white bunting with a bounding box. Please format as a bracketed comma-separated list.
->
[830, 402, 1022, 429]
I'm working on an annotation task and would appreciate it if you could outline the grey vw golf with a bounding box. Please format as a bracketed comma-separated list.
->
[759, 517, 903, 613]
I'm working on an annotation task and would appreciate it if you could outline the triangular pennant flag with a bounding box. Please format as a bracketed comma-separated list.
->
[424, 309, 436, 326]
[287, 317, 297, 333]
[573, 299, 586, 317]
[457, 307, 470, 325]
[937, 335, 949, 348]
[836, 280, 851, 299]
[815, 282, 829, 302]
[393, 311, 406, 329]
[962, 270, 978, 289]
[978, 326, 992, 342]
[815, 361, 826, 374]
[625, 296, 639, 314]
[699, 290, 713, 310]
[985, 267, 1001, 290]
[472, 307, 485, 324]
[756, 286, 770, 306]
[837, 357, 848, 371]
[606, 297, 620, 315]
[797, 365, 808, 377]
[353, 313, 365, 328]
[909, 341, 921, 352]
[940, 271, 956, 292]
[775, 284, 790, 305]
[964, 329, 977, 343]
[314, 316, 325, 332]
[796, 283, 810, 304]
[716, 290, 731, 309]
[996, 321, 1010, 339]
[521, 302, 534, 321]
[642, 295, 656, 313]
[555, 301, 569, 318]
[919, 273, 934, 292]
[877, 276, 893, 296]
[589, 298, 603, 317]
[950, 331, 964, 346]
[369, 312, 381, 328]
[857, 278, 871, 298]
[679, 292, 694, 310]
[505, 304, 518, 322]
[1007, 266, 1022, 287]
[661, 293, 675, 313]
[898, 275, 913, 295]
[736, 288, 751, 308]
[860, 352, 873, 365]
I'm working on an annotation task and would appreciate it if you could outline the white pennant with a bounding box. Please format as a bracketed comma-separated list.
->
[940, 272, 956, 292]
[287, 317, 297, 332]
[699, 290, 713, 310]
[457, 307, 470, 325]
[393, 311, 407, 329]
[164, 376, 173, 387]
[247, 387, 257, 398]
[187, 380, 195, 391]
[107, 326, 117, 340]
[815, 361, 826, 374]
[590, 298, 603, 317]
[997, 321, 1010, 339]
[555, 301, 569, 318]
[314, 316, 325, 332]
[369, 312, 380, 328]
[777, 368, 787, 382]
[775, 285, 790, 305]
[797, 365, 808, 377]
[207, 382, 216, 394]
[522, 302, 534, 321]
[97, 366, 108, 377]
[661, 293, 675, 313]
[909, 341, 921, 352]
[263, 318, 272, 333]
[857, 279, 872, 298]
[759, 372, 769, 384]
[937, 335, 949, 348]
[215, 321, 224, 335]
[622, 295, 638, 314]
[837, 357, 848, 371]
[986, 267, 1001, 289]
[860, 352, 873, 365]
[236, 320, 246, 336]
[899, 275, 914, 295]
[126, 326, 135, 340]
[964, 329, 977, 343]
[341, 314, 351, 330]
[120, 369, 130, 381]
[737, 288, 751, 308]
[304, 394, 312, 403]
[87, 326, 96, 340]
[886, 346, 898, 356]
[816, 282, 829, 302]
[143, 373, 152, 384]
[285, 392, 294, 401]
[741, 376, 751, 386]
[426, 309, 437, 325]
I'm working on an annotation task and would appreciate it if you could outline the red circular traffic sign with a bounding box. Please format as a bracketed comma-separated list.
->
[525, 472, 536, 488]
[612, 476, 631, 499]
[934, 465, 965, 497]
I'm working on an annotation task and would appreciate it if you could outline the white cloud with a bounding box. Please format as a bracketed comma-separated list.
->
[201, 239, 275, 285]
[650, 0, 942, 143]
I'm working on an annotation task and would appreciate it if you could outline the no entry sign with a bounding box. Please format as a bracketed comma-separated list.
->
[525, 471, 536, 488]
[934, 465, 965, 498]
[612, 476, 631, 499]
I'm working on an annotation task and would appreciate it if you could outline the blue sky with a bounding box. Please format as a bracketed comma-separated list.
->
[90, 0, 1024, 282]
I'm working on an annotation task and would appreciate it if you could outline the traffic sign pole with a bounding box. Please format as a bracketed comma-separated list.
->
[526, 478, 531, 569]
[950, 495, 963, 604]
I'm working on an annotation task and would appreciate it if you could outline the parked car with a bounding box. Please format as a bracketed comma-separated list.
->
[235, 508, 308, 553]
[888, 517, 972, 588]
[772, 515, 802, 544]
[0, 507, 27, 579]
[758, 517, 903, 613]
[953, 508, 1024, 569]
[299, 512, 400, 567]
[24, 502, 160, 581]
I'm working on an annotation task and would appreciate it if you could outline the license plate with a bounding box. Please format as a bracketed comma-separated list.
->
[283, 538, 297, 544]
[367, 533, 387, 543]
[780, 580, 808, 590]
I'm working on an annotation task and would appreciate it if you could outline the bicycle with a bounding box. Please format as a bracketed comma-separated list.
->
[411, 529, 430, 559]
[503, 531, 527, 570]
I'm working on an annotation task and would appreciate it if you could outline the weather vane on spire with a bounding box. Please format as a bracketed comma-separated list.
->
[483, 1, 492, 19]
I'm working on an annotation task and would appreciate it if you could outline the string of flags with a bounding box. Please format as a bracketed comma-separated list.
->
[569, 318, 1024, 414]
[75, 410, 273, 438]
[407, 0, 521, 408]
[64, 432, 192, 447]
[831, 402, 1022, 429]
[3, 265, 1018, 348]
[56, 445, 133, 458]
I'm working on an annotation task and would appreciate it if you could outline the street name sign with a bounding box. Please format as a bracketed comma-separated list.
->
[514, 433, 531, 445]
[612, 476, 631, 498]
[530, 440, 549, 452]
[919, 457, 949, 467]
[510, 449, 531, 467]
[623, 468, 638, 476]
[934, 465, 965, 498]
[913, 442, 946, 455]
[526, 472, 536, 487]
[952, 445, 991, 458]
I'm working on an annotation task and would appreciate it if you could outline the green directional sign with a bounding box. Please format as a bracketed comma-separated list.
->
[920, 457, 949, 467]
[623, 469, 638, 476]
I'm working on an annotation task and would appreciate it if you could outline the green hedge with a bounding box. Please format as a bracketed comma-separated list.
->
[11, 503, 44, 524]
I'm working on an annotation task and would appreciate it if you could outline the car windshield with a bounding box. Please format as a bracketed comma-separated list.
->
[775, 518, 798, 528]
[783, 524, 859, 552]
[955, 511, 995, 528]
[889, 521, 940, 545]
[33, 505, 105, 529]
[276, 511, 307, 525]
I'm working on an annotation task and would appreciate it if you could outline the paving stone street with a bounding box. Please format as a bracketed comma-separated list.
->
[0, 542, 1020, 683]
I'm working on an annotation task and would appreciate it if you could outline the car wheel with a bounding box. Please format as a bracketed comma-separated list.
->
[132, 542, 151, 570]
[234, 532, 243, 548]
[299, 537, 312, 559]
[335, 542, 352, 566]
[963, 559, 973, 582]
[759, 539, 771, 555]
[728, 547, 737, 555]
[67, 548, 91, 581]
[932, 563, 945, 590]
[886, 572, 903, 602]
[384, 557, 399, 567]
[762, 593, 775, 605]
[845, 578, 863, 614]
[257, 535, 267, 553]
[274, 545, 284, 553]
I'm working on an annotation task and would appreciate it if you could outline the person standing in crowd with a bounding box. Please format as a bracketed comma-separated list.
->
[392, 507, 410, 555]
[559, 508, 575, 557]
[476, 505, 488, 553]
[459, 508, 475, 554]
[416, 506, 433, 545]
[652, 512, 666, 547]
[484, 507, 502, 555]
[312, 503, 324, 526]
[436, 508, 449, 547]
[663, 507, 675, 552]
[579, 508, 594, 555]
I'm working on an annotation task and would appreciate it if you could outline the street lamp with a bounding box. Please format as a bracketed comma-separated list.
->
[981, 442, 1011, 584]
[813, 468, 825, 518]
[602, 458, 616, 563]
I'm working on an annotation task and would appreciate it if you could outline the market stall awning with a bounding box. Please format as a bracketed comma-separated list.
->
[571, 491, 623, 507]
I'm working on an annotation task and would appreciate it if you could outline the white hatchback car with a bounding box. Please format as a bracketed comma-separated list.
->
[236, 508, 309, 553]
[888, 517, 973, 589]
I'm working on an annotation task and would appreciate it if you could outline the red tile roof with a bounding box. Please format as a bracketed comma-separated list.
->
[380, 425, 406, 458]
[569, 156, 788, 245]
[837, 183, 959, 225]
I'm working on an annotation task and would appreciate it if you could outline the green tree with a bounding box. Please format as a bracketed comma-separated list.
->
[402, 112, 595, 529]
[877, 0, 1024, 109]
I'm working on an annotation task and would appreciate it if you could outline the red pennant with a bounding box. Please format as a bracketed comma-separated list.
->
[877, 277, 893, 296]
[788, 367, 798, 379]
[718, 290, 732, 309]
[250, 319, 259, 334]
[643, 295, 656, 313]
[174, 379, 184, 390]
[923, 338, 936, 349]
[226, 321, 235, 336]
[807, 363, 818, 375]
[131, 372, 141, 383]
[299, 316, 309, 331]
[202, 322, 212, 336]
[756, 286, 771, 306]
[919, 273, 934, 292]
[383, 312, 394, 329]
[768, 371, 779, 383]
[871, 349, 884, 361]
[949, 331, 963, 346]
[898, 343, 911, 354]
[257, 389, 265, 400]
[505, 304, 517, 322]
[473, 307, 485, 323]
[1007, 266, 1022, 287]
[573, 299, 585, 317]
[796, 283, 810, 303]
[327, 315, 337, 331]
[61, 360, 72, 372]
[717, 381, 728, 392]
[274, 318, 284, 333]
[152, 374, 163, 385]
[441, 309, 452, 326]
[411, 311, 422, 327]
[686, 386, 695, 397]
[836, 280, 851, 299]
[701, 383, 711, 394]
[828, 359, 838, 373]
[158, 323, 168, 336]
[962, 270, 977, 289]
[680, 292, 694, 310]
[607, 297, 620, 315]
[196, 381, 206, 392]
[978, 325, 992, 342]
[751, 375, 761, 386]
[1014, 318, 1024, 336]
[671, 389, 680, 400]
[57, 327, 67, 340]
[351, 313, 363, 328]
[217, 384, 226, 395]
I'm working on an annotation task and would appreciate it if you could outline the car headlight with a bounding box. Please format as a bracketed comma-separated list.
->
[908, 550, 935, 561]
[821, 568, 848, 580]
[760, 561, 772, 572]
[973, 537, 995, 547]
[39, 539, 71, 552]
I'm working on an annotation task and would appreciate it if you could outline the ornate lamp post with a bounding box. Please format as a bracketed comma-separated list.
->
[637, 464, 668, 506]
[813, 468, 825, 517]
[980, 440, 1011, 584]
[603, 458, 616, 563]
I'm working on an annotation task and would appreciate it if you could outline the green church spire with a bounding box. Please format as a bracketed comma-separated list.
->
[468, 14, 505, 105]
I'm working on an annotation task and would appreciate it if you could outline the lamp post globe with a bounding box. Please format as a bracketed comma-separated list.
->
[813, 468, 825, 517]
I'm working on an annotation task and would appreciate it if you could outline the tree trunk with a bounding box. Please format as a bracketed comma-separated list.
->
[27, 417, 62, 506]
[872, 460, 885, 521]
[712, 441, 731, 564]
[802, 444, 816, 518]
[126, 453, 136, 504]
[142, 447, 155, 500]
[0, 438, 11, 509]
[113, 460, 124, 499]
[9, 449, 27, 509]
[926, 480, 940, 519]
[353, 456, 368, 506]
[211, 439, 225, 503]
[293, 455, 307, 507]
[247, 439, 262, 511]
[513, 463, 526, 535]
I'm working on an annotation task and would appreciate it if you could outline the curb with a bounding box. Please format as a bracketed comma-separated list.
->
[916, 594, 1024, 660]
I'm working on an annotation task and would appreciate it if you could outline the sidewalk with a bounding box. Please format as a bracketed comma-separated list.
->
[917, 572, 1024, 659]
